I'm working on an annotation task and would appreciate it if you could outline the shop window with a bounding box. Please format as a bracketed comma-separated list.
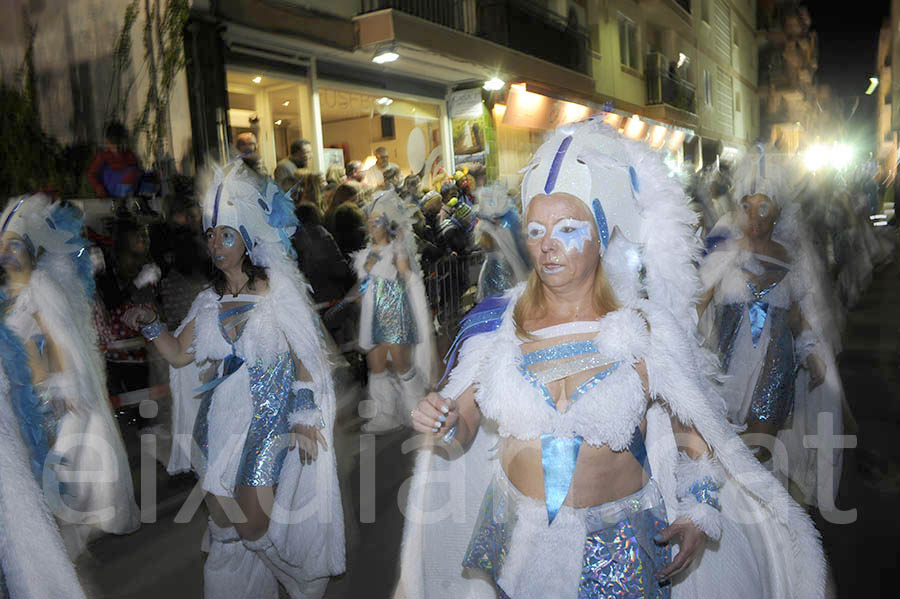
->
[618, 15, 639, 70]
[226, 70, 315, 175]
[318, 85, 444, 190]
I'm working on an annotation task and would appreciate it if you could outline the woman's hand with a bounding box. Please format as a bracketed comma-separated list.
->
[807, 354, 826, 391]
[655, 517, 708, 582]
[290, 423, 328, 465]
[411, 392, 457, 436]
[122, 305, 157, 331]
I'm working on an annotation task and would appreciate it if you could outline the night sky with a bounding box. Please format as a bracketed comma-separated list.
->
[808, 2, 890, 154]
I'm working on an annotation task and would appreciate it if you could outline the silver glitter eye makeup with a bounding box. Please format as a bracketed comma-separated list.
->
[221, 229, 237, 248]
[758, 203, 771, 218]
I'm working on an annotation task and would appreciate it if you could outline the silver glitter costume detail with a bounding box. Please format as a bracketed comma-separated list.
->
[371, 277, 418, 345]
[464, 472, 670, 599]
[477, 254, 516, 302]
[748, 308, 796, 426]
[236, 352, 297, 487]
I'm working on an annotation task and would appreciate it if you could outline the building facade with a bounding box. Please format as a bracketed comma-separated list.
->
[2, 0, 762, 193]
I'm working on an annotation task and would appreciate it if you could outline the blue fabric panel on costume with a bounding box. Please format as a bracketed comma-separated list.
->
[440, 295, 510, 385]
[627, 425, 651, 477]
[715, 304, 744, 373]
[579, 509, 671, 599]
[522, 340, 597, 367]
[371, 277, 418, 345]
[212, 184, 223, 227]
[0, 311, 52, 482]
[287, 387, 324, 429]
[749, 308, 796, 427]
[569, 362, 621, 402]
[545, 135, 574, 194]
[193, 353, 245, 395]
[236, 352, 296, 487]
[747, 300, 770, 348]
[542, 434, 583, 524]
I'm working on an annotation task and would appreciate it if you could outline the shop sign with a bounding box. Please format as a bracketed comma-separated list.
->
[449, 88, 484, 119]
[502, 84, 591, 130]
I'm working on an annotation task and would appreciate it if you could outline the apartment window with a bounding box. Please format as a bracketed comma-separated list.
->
[618, 15, 639, 70]
[704, 70, 713, 107]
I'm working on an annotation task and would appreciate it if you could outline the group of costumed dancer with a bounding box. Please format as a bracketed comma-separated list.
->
[1, 113, 858, 598]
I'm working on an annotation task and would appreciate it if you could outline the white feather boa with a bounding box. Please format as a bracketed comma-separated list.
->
[0, 368, 87, 599]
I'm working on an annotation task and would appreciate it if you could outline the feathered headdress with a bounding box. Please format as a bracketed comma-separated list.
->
[366, 188, 418, 236]
[519, 116, 700, 319]
[474, 183, 530, 279]
[0, 194, 94, 296]
[200, 158, 299, 265]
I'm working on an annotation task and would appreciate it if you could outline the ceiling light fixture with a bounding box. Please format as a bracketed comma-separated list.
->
[483, 77, 505, 91]
[372, 45, 399, 64]
[866, 77, 879, 95]
[252, 76, 262, 84]
[274, 119, 283, 126]
[375, 96, 393, 106]
[282, 100, 290, 106]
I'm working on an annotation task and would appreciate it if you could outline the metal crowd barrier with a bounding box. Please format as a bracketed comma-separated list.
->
[423, 251, 484, 338]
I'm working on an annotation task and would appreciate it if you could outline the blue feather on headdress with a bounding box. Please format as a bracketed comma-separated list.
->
[262, 181, 300, 258]
[47, 202, 95, 297]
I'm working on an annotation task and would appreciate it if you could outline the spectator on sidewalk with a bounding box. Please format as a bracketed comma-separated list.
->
[274, 139, 311, 192]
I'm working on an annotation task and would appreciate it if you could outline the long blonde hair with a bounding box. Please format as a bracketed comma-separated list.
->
[513, 261, 620, 338]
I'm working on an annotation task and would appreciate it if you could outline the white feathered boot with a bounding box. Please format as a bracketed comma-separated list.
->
[204, 521, 278, 599]
[360, 370, 403, 434]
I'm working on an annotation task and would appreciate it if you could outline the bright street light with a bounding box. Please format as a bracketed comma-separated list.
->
[865, 77, 879, 95]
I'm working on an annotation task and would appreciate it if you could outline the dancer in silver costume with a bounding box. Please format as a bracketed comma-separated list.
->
[355, 190, 434, 434]
[124, 159, 344, 599]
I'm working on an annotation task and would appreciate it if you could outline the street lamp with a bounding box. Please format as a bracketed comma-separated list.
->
[865, 77, 879, 95]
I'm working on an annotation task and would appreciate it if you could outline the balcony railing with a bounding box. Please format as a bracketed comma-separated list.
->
[645, 53, 696, 114]
[361, 0, 591, 75]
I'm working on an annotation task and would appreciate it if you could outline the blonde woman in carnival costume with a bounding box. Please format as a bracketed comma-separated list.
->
[0, 195, 139, 557]
[397, 118, 825, 598]
[473, 185, 531, 302]
[0, 303, 87, 598]
[123, 159, 344, 598]
[355, 189, 434, 434]
[698, 148, 846, 508]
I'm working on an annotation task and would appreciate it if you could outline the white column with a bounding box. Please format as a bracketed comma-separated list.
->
[440, 91, 455, 177]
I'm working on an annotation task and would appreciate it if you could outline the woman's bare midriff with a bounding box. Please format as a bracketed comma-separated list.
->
[500, 426, 648, 508]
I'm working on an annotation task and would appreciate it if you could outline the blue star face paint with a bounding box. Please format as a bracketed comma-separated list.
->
[221, 228, 238, 248]
[550, 218, 592, 254]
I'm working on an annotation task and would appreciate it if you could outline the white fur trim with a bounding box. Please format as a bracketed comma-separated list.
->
[677, 499, 723, 541]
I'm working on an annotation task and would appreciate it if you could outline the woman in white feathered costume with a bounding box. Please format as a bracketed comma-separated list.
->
[0, 298, 87, 599]
[355, 189, 434, 434]
[123, 159, 344, 599]
[698, 148, 845, 507]
[473, 185, 530, 303]
[397, 118, 825, 598]
[0, 194, 139, 557]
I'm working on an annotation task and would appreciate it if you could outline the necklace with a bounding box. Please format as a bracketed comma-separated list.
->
[227, 277, 250, 298]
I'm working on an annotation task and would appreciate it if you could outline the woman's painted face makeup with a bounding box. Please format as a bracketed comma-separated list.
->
[221, 228, 238, 248]
[550, 219, 592, 253]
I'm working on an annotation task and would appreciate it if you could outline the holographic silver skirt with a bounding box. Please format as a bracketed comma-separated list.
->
[371, 277, 418, 345]
[463, 470, 671, 599]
